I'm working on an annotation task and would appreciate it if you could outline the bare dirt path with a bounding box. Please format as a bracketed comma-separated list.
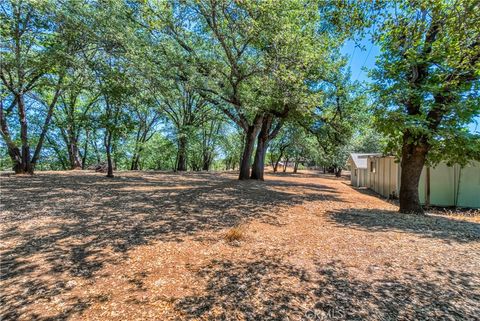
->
[1, 170, 479, 320]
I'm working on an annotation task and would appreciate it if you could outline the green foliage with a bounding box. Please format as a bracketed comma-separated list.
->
[4, 0, 474, 178]
[135, 133, 177, 170]
[298, 61, 376, 168]
[370, 0, 480, 166]
[349, 127, 386, 154]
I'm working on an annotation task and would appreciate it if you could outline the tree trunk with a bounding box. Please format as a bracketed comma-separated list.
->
[273, 150, 284, 173]
[250, 116, 273, 180]
[202, 162, 210, 171]
[130, 129, 142, 170]
[335, 167, 342, 177]
[105, 131, 114, 178]
[30, 81, 61, 170]
[202, 154, 211, 171]
[283, 157, 289, 172]
[11, 149, 23, 173]
[177, 136, 187, 171]
[399, 134, 428, 214]
[293, 161, 299, 173]
[17, 95, 33, 174]
[250, 140, 268, 179]
[202, 141, 212, 170]
[1, 102, 23, 173]
[81, 130, 89, 170]
[5, 144, 23, 174]
[130, 150, 138, 170]
[68, 140, 82, 170]
[130, 141, 143, 170]
[239, 125, 260, 180]
[131, 153, 140, 170]
[92, 135, 101, 163]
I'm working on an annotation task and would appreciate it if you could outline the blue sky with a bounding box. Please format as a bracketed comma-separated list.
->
[341, 39, 380, 84]
[341, 39, 479, 134]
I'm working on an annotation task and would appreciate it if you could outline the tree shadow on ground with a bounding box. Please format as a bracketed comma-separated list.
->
[346, 184, 399, 205]
[326, 208, 480, 243]
[0, 171, 340, 320]
[175, 257, 480, 320]
[269, 170, 344, 180]
[176, 255, 310, 320]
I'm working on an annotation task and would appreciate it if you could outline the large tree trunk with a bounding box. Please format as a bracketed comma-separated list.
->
[251, 115, 283, 180]
[1, 102, 23, 173]
[239, 125, 260, 180]
[10, 148, 23, 174]
[293, 161, 299, 174]
[399, 133, 428, 214]
[250, 116, 273, 180]
[250, 140, 268, 180]
[177, 136, 187, 171]
[5, 143, 23, 174]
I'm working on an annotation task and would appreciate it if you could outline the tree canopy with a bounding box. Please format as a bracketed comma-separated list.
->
[1, 0, 478, 213]
[370, 0, 480, 213]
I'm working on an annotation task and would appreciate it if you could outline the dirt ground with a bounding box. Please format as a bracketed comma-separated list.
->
[1, 170, 479, 321]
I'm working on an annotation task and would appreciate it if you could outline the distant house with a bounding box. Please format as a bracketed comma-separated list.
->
[366, 155, 480, 208]
[347, 153, 381, 187]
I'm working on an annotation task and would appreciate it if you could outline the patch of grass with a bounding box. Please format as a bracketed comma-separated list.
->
[224, 226, 246, 242]
[427, 207, 480, 217]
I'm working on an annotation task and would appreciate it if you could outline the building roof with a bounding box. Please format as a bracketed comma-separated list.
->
[348, 153, 381, 169]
